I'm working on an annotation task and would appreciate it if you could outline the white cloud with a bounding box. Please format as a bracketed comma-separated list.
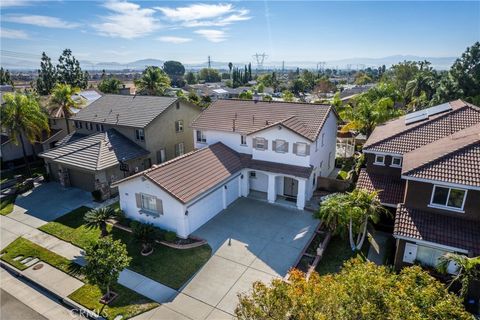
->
[3, 14, 80, 29]
[93, 1, 160, 39]
[1, 28, 29, 39]
[157, 36, 192, 44]
[0, 0, 32, 8]
[194, 29, 227, 43]
[156, 3, 250, 28]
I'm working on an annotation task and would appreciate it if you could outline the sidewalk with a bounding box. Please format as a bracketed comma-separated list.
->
[1, 215, 178, 303]
[367, 230, 391, 265]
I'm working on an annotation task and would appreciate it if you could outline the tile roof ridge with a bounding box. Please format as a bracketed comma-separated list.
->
[215, 98, 332, 106]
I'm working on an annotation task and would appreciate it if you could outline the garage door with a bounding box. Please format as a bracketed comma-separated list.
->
[68, 169, 95, 192]
[188, 187, 224, 233]
[226, 177, 240, 206]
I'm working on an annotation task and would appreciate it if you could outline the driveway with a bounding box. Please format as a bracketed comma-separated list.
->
[135, 197, 318, 319]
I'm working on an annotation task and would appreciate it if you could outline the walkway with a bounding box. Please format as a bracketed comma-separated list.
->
[0, 214, 177, 303]
[367, 230, 392, 265]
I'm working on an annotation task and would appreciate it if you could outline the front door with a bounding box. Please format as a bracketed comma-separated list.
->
[284, 177, 298, 198]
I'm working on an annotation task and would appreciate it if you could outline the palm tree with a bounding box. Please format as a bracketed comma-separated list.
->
[49, 83, 81, 134]
[84, 207, 118, 238]
[1, 93, 49, 174]
[134, 66, 171, 96]
[131, 222, 156, 254]
[437, 253, 480, 298]
[314, 193, 349, 236]
[228, 62, 233, 80]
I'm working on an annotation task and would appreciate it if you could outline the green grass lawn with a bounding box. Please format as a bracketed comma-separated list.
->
[1, 237, 158, 320]
[39, 206, 212, 289]
[0, 195, 16, 216]
[315, 236, 368, 275]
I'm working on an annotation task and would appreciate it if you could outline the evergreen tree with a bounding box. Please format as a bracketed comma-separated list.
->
[36, 52, 57, 95]
[185, 71, 197, 84]
[57, 49, 88, 89]
[248, 63, 252, 81]
[0, 67, 13, 85]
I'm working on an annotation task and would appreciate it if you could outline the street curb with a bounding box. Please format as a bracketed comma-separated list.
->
[0, 260, 104, 320]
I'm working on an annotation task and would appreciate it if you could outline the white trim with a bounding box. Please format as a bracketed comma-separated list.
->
[429, 184, 467, 212]
[393, 235, 469, 254]
[427, 204, 465, 213]
[401, 175, 480, 191]
[381, 202, 398, 208]
[391, 156, 402, 168]
[363, 150, 403, 157]
[374, 154, 385, 166]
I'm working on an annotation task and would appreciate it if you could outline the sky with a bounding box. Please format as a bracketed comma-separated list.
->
[1, 1, 479, 66]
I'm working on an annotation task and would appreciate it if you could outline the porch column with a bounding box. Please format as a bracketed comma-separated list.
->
[296, 179, 306, 210]
[267, 174, 276, 203]
[241, 171, 249, 197]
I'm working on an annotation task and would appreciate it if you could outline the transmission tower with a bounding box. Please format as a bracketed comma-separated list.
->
[317, 61, 326, 73]
[252, 53, 268, 70]
[208, 56, 211, 68]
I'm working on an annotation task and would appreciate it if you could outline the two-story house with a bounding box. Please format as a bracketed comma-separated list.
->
[39, 94, 200, 193]
[112, 99, 338, 238]
[357, 100, 480, 271]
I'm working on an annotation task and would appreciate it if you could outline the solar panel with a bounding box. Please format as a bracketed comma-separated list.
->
[405, 102, 452, 125]
[426, 102, 452, 117]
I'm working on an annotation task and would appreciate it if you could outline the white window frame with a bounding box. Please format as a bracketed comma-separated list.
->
[255, 137, 266, 150]
[374, 154, 385, 166]
[429, 185, 467, 213]
[196, 130, 206, 143]
[391, 156, 402, 168]
[175, 120, 184, 133]
[140, 193, 157, 213]
[240, 135, 247, 146]
[249, 171, 256, 178]
[321, 132, 325, 147]
[135, 128, 145, 141]
[175, 142, 185, 157]
[295, 142, 308, 156]
[274, 139, 288, 153]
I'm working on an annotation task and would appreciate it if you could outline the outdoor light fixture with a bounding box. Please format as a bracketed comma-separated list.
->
[185, 210, 189, 216]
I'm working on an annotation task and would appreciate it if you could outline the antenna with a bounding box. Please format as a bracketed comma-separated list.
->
[252, 53, 268, 70]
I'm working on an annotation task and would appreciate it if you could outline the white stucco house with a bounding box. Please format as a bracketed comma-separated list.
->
[113, 99, 338, 238]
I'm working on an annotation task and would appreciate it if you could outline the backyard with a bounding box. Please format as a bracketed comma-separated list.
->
[39, 206, 212, 289]
[315, 236, 368, 275]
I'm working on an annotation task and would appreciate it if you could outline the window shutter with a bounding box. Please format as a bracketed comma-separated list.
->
[272, 140, 277, 151]
[264, 139, 268, 150]
[252, 138, 257, 149]
[135, 193, 142, 208]
[293, 143, 298, 154]
[305, 145, 310, 155]
[156, 198, 163, 215]
[285, 142, 289, 152]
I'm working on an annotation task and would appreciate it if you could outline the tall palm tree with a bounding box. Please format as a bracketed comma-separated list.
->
[49, 83, 81, 134]
[84, 207, 118, 238]
[134, 66, 171, 96]
[314, 193, 349, 236]
[437, 253, 480, 298]
[1, 93, 49, 174]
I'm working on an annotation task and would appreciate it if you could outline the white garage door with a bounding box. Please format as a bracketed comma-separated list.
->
[188, 187, 224, 233]
[226, 177, 240, 206]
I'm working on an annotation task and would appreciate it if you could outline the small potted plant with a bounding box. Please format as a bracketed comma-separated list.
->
[131, 222, 156, 256]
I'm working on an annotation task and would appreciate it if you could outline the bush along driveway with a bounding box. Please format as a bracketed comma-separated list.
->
[39, 206, 212, 290]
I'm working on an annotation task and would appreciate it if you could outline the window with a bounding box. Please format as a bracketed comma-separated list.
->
[135, 128, 145, 141]
[295, 142, 308, 156]
[430, 185, 467, 211]
[254, 137, 267, 150]
[196, 130, 206, 143]
[312, 173, 316, 186]
[96, 123, 100, 131]
[249, 171, 256, 178]
[374, 154, 385, 165]
[100, 124, 104, 132]
[416, 245, 445, 268]
[87, 122, 93, 130]
[175, 142, 185, 157]
[241, 135, 247, 146]
[175, 120, 184, 133]
[74, 121, 81, 129]
[139, 193, 163, 216]
[274, 139, 288, 153]
[391, 156, 402, 167]
[321, 133, 325, 147]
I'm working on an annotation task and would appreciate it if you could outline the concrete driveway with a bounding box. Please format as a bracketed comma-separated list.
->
[136, 197, 318, 319]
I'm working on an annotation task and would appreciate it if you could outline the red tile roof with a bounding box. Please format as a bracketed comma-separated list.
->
[191, 99, 334, 142]
[356, 169, 405, 206]
[394, 204, 480, 255]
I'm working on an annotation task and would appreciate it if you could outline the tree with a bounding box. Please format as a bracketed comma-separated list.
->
[57, 49, 88, 89]
[228, 62, 233, 78]
[0, 67, 13, 85]
[36, 52, 57, 95]
[354, 72, 373, 85]
[83, 237, 131, 300]
[49, 83, 81, 134]
[262, 95, 272, 102]
[135, 66, 171, 96]
[131, 221, 156, 254]
[236, 259, 472, 320]
[238, 90, 253, 100]
[385, 60, 420, 99]
[282, 90, 294, 102]
[84, 207, 119, 238]
[1, 93, 49, 174]
[437, 253, 480, 298]
[315, 193, 350, 236]
[97, 77, 122, 94]
[185, 71, 197, 84]
[198, 68, 221, 83]
[163, 61, 185, 87]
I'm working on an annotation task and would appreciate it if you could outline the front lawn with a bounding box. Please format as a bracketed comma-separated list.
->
[315, 236, 368, 275]
[0, 195, 16, 216]
[39, 206, 212, 289]
[1, 237, 158, 320]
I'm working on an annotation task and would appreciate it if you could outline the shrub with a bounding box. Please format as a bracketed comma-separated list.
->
[164, 231, 177, 243]
[91, 190, 102, 201]
[131, 222, 156, 252]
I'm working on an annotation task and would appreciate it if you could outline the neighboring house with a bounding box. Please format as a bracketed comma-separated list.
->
[357, 100, 480, 272]
[39, 94, 201, 193]
[113, 99, 338, 238]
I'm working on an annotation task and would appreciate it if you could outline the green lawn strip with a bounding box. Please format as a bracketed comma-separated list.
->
[39, 205, 212, 290]
[1, 237, 158, 320]
[0, 195, 16, 216]
[68, 284, 158, 320]
[315, 236, 368, 275]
